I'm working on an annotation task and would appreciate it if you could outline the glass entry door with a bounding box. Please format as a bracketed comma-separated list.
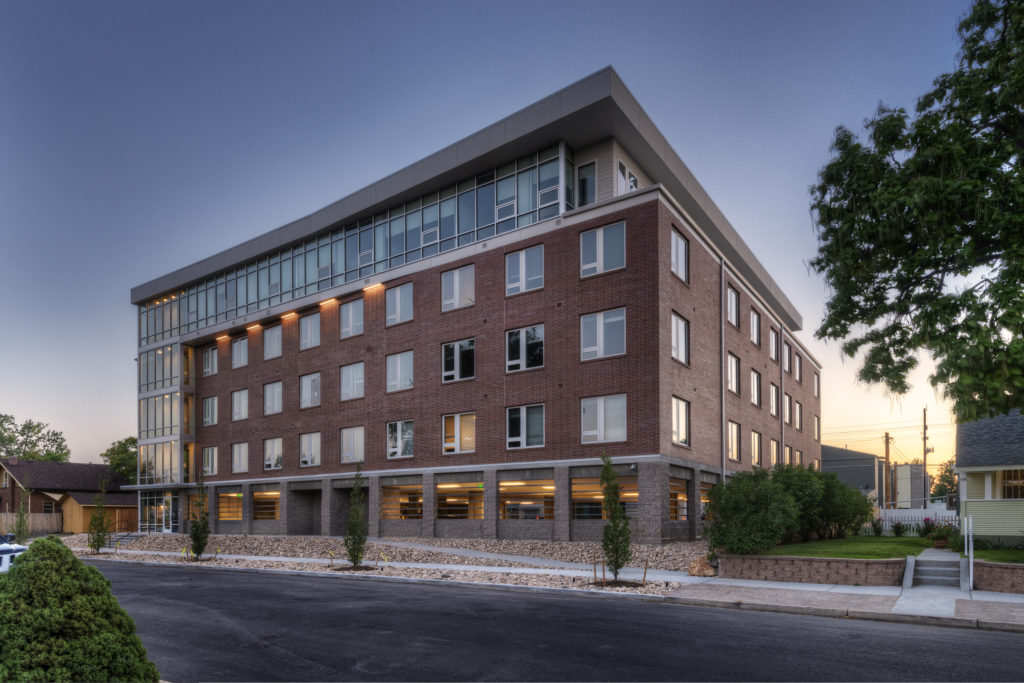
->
[161, 492, 179, 533]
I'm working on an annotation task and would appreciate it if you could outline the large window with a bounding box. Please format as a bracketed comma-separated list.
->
[386, 351, 414, 392]
[231, 337, 248, 368]
[751, 431, 762, 467]
[202, 446, 217, 475]
[815, 415, 821, 441]
[252, 491, 280, 520]
[671, 313, 689, 364]
[672, 396, 690, 446]
[814, 373, 820, 398]
[263, 325, 282, 360]
[506, 404, 544, 448]
[500, 479, 554, 520]
[770, 383, 779, 417]
[795, 401, 803, 430]
[580, 221, 625, 277]
[770, 329, 779, 361]
[785, 445, 793, 465]
[727, 286, 739, 327]
[750, 369, 761, 407]
[1001, 470, 1024, 499]
[507, 325, 543, 372]
[783, 341, 792, 373]
[300, 372, 321, 408]
[231, 389, 248, 421]
[340, 362, 364, 401]
[617, 161, 638, 194]
[299, 312, 320, 350]
[263, 438, 283, 470]
[784, 393, 792, 424]
[340, 298, 363, 338]
[218, 492, 243, 521]
[381, 484, 423, 519]
[436, 482, 484, 519]
[671, 229, 688, 282]
[581, 394, 626, 443]
[442, 339, 475, 382]
[340, 426, 364, 463]
[572, 476, 637, 519]
[441, 264, 475, 311]
[577, 162, 596, 207]
[232, 442, 248, 473]
[727, 353, 740, 394]
[669, 478, 689, 521]
[580, 308, 625, 360]
[728, 421, 741, 462]
[443, 413, 476, 454]
[387, 420, 414, 459]
[264, 381, 282, 415]
[202, 396, 217, 426]
[794, 354, 803, 382]
[750, 310, 761, 346]
[299, 432, 321, 467]
[506, 245, 544, 295]
[770, 439, 780, 466]
[386, 282, 413, 325]
[202, 346, 217, 376]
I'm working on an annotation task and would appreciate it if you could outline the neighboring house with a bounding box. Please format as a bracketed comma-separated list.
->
[894, 463, 930, 510]
[956, 410, 1024, 543]
[0, 458, 137, 533]
[821, 445, 883, 504]
[129, 67, 822, 543]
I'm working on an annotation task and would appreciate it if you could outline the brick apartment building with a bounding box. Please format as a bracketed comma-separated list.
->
[129, 67, 821, 543]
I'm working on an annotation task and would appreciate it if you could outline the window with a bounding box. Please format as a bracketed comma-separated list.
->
[1001, 470, 1024, 499]
[442, 339, 474, 382]
[298, 312, 320, 350]
[386, 351, 414, 392]
[263, 437, 283, 470]
[669, 477, 689, 521]
[671, 396, 689, 446]
[381, 484, 423, 519]
[300, 372, 321, 408]
[500, 479, 554, 520]
[577, 162, 596, 206]
[264, 381, 282, 415]
[436, 482, 484, 519]
[727, 286, 739, 327]
[770, 329, 779, 361]
[252, 491, 280, 520]
[202, 347, 217, 376]
[1, 472, 7, 488]
[340, 426, 364, 463]
[231, 389, 248, 421]
[230, 338, 248, 368]
[814, 415, 821, 441]
[751, 431, 762, 467]
[581, 394, 627, 443]
[572, 476, 638, 519]
[770, 383, 779, 417]
[770, 439, 780, 466]
[202, 446, 217, 475]
[507, 404, 544, 448]
[340, 299, 363, 338]
[231, 443, 248, 473]
[441, 265, 475, 311]
[750, 369, 761, 406]
[750, 310, 761, 346]
[506, 245, 544, 295]
[299, 432, 321, 467]
[506, 325, 544, 372]
[387, 420, 414, 459]
[795, 401, 803, 430]
[443, 413, 476, 454]
[218, 493, 242, 520]
[784, 393, 792, 424]
[671, 313, 689, 364]
[617, 161, 638, 194]
[340, 362, 364, 401]
[581, 308, 626, 360]
[814, 373, 820, 398]
[728, 421, 740, 462]
[386, 282, 413, 325]
[202, 396, 217, 426]
[263, 325, 282, 360]
[783, 341, 792, 373]
[671, 229, 689, 282]
[727, 354, 740, 394]
[785, 445, 793, 465]
[794, 354, 803, 382]
[580, 221, 625, 277]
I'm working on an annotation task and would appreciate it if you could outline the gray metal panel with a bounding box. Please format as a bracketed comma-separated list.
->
[956, 410, 1024, 468]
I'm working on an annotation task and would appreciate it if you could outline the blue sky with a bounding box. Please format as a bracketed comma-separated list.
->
[0, 0, 970, 465]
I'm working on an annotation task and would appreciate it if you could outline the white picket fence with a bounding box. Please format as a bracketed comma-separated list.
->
[863, 510, 959, 536]
[0, 513, 63, 537]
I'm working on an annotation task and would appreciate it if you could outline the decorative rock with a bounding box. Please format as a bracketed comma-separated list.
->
[689, 557, 716, 577]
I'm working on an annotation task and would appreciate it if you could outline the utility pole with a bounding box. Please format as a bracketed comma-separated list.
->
[923, 407, 933, 509]
[884, 432, 892, 510]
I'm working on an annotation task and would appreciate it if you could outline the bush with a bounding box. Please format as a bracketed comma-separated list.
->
[343, 465, 368, 567]
[772, 465, 825, 543]
[892, 520, 906, 537]
[0, 536, 159, 682]
[705, 469, 798, 554]
[600, 454, 631, 580]
[190, 473, 211, 561]
[871, 518, 884, 536]
[920, 517, 936, 537]
[814, 472, 874, 539]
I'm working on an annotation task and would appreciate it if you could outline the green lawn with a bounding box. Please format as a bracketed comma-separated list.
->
[766, 536, 932, 559]
[974, 549, 1024, 564]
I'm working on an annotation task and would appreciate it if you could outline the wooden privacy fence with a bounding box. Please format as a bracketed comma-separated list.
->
[0, 512, 63, 537]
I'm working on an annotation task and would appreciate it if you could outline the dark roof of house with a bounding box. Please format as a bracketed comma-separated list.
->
[821, 445, 879, 462]
[64, 490, 137, 507]
[956, 410, 1024, 468]
[0, 459, 129, 494]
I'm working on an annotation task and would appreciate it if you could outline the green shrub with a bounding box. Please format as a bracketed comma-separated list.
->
[190, 472, 211, 561]
[0, 536, 159, 682]
[344, 465, 368, 567]
[814, 472, 874, 539]
[706, 469, 798, 554]
[871, 518, 883, 536]
[920, 517, 936, 537]
[600, 454, 631, 580]
[892, 520, 905, 537]
[772, 465, 825, 542]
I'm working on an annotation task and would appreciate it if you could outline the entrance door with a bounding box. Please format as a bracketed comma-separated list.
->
[162, 493, 179, 533]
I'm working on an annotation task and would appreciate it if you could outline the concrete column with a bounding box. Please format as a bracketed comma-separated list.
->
[367, 475, 380, 538]
[483, 469, 498, 538]
[242, 483, 253, 535]
[421, 472, 436, 538]
[688, 476, 700, 541]
[554, 466, 570, 541]
[210, 486, 220, 534]
[638, 460, 669, 544]
[321, 480, 337, 536]
[278, 484, 290, 535]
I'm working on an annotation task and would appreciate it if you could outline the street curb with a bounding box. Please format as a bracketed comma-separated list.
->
[83, 557, 1024, 633]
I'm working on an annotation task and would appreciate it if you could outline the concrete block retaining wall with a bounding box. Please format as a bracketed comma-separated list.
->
[974, 560, 1024, 594]
[718, 554, 906, 586]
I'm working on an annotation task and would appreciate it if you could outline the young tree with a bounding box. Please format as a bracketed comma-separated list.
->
[0, 413, 71, 461]
[343, 465, 368, 567]
[189, 470, 211, 561]
[599, 454, 631, 581]
[0, 536, 159, 681]
[931, 459, 958, 500]
[99, 436, 138, 484]
[13, 489, 30, 544]
[87, 480, 111, 554]
[810, 0, 1024, 422]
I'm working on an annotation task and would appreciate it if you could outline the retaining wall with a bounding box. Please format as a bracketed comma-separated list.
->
[974, 560, 1024, 594]
[718, 554, 906, 586]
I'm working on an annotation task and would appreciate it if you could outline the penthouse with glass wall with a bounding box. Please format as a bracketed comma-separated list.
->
[130, 68, 822, 541]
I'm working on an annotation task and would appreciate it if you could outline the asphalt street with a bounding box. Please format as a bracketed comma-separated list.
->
[94, 561, 1024, 682]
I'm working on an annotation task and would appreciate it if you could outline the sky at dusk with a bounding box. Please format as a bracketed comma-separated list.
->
[0, 0, 971, 470]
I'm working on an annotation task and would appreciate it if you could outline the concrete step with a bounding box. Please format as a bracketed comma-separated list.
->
[915, 559, 960, 569]
[915, 575, 961, 587]
[913, 557, 962, 588]
[916, 566, 959, 577]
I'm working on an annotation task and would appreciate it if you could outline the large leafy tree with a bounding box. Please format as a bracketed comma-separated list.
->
[810, 0, 1024, 422]
[99, 436, 138, 483]
[931, 459, 959, 500]
[0, 414, 71, 462]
